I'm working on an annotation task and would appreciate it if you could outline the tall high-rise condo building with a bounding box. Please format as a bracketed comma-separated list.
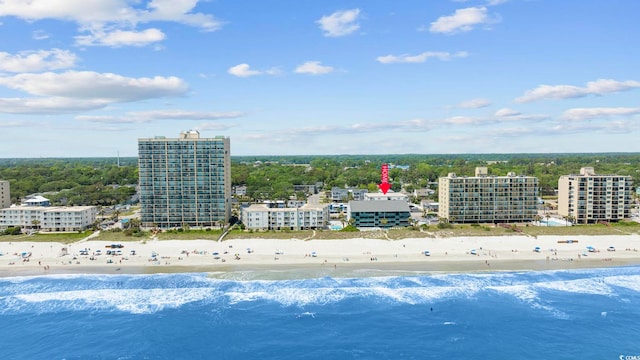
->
[138, 130, 231, 229]
[0, 180, 10, 209]
[438, 167, 539, 223]
[558, 167, 633, 224]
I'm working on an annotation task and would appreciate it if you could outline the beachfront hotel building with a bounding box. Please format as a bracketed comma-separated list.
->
[138, 130, 231, 229]
[347, 200, 411, 228]
[0, 180, 9, 209]
[557, 167, 633, 224]
[241, 202, 329, 230]
[0, 206, 97, 232]
[438, 167, 539, 223]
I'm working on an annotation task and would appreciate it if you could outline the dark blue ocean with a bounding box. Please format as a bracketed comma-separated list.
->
[1, 266, 639, 360]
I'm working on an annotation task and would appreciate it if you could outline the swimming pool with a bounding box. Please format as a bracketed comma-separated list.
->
[537, 218, 572, 227]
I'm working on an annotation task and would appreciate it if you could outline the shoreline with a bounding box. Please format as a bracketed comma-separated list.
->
[1, 234, 640, 279]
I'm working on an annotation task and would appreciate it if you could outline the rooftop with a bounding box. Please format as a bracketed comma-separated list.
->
[349, 200, 410, 213]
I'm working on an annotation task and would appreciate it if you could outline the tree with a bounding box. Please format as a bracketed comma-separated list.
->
[3, 226, 22, 235]
[31, 219, 41, 231]
[112, 209, 121, 222]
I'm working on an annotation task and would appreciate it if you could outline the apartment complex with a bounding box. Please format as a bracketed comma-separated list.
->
[558, 167, 633, 224]
[0, 180, 9, 209]
[241, 202, 329, 230]
[138, 130, 231, 229]
[438, 167, 539, 223]
[0, 206, 97, 232]
[347, 200, 411, 228]
[331, 187, 367, 201]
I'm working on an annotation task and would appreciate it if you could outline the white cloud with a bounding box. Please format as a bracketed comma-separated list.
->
[495, 108, 520, 117]
[0, 71, 187, 101]
[561, 107, 640, 121]
[0, 0, 222, 47]
[430, 6, 496, 34]
[195, 122, 235, 131]
[492, 108, 548, 122]
[377, 51, 468, 64]
[76, 109, 245, 123]
[350, 119, 434, 133]
[0, 120, 38, 127]
[492, 108, 549, 122]
[0, 0, 130, 23]
[75, 28, 165, 47]
[317, 9, 360, 37]
[0, 71, 188, 114]
[140, 0, 222, 31]
[456, 98, 491, 109]
[0, 49, 77, 73]
[0, 97, 111, 114]
[294, 61, 334, 75]
[516, 79, 640, 103]
[227, 64, 279, 77]
[551, 121, 631, 134]
[442, 116, 479, 125]
[32, 30, 50, 40]
[487, 127, 534, 137]
[228, 64, 260, 77]
[285, 126, 339, 136]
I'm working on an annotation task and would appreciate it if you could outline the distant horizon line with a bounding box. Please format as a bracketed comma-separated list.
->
[2, 151, 640, 160]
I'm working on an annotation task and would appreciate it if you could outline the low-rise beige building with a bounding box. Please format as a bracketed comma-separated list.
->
[557, 167, 633, 224]
[438, 167, 539, 223]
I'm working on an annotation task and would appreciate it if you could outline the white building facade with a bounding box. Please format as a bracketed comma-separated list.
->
[241, 203, 329, 230]
[364, 191, 409, 202]
[0, 206, 97, 232]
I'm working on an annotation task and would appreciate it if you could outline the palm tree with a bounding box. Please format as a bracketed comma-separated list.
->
[533, 214, 541, 224]
[31, 219, 41, 231]
[112, 208, 121, 222]
[407, 216, 417, 229]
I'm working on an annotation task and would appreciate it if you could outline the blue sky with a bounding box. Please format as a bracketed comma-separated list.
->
[0, 0, 639, 158]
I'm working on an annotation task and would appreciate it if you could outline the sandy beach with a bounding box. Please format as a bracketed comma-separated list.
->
[1, 234, 640, 278]
[0, 235, 640, 277]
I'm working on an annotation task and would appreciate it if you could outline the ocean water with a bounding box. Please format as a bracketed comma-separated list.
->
[1, 266, 639, 360]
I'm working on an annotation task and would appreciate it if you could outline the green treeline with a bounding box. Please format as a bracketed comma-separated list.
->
[0, 153, 638, 205]
[0, 158, 138, 206]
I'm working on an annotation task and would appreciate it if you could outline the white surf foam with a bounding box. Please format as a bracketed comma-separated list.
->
[534, 278, 614, 296]
[604, 275, 640, 292]
[13, 287, 217, 314]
